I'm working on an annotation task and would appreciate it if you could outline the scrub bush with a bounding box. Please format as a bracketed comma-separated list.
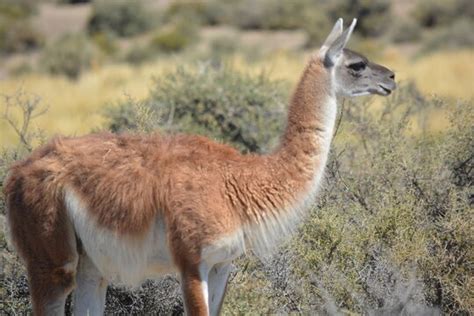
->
[0, 0, 42, 54]
[40, 33, 97, 80]
[106, 63, 287, 153]
[87, 0, 153, 37]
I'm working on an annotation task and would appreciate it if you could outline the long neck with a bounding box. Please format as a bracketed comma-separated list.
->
[273, 56, 336, 185]
[234, 57, 338, 254]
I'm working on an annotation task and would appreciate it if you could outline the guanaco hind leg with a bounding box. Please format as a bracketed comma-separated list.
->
[207, 263, 232, 316]
[73, 253, 108, 316]
[5, 179, 79, 315]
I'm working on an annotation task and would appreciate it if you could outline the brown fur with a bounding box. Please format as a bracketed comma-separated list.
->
[5, 57, 332, 314]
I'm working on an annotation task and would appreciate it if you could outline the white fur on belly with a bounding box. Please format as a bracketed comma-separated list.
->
[64, 188, 176, 285]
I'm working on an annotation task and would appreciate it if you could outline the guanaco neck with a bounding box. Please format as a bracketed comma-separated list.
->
[231, 56, 338, 252]
[272, 56, 336, 189]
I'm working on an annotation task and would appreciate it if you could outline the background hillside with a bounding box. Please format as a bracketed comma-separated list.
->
[0, 0, 472, 314]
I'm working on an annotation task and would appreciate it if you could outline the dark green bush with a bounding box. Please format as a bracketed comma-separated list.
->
[106, 63, 287, 153]
[40, 33, 96, 80]
[87, 0, 153, 37]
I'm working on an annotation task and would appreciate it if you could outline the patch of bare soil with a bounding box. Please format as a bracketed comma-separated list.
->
[32, 3, 91, 41]
[200, 26, 307, 54]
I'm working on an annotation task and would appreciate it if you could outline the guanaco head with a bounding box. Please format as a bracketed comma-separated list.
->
[320, 18, 396, 97]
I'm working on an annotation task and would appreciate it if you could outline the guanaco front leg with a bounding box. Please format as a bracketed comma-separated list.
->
[180, 263, 210, 316]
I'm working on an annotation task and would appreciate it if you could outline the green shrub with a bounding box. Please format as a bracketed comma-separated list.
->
[40, 33, 96, 80]
[390, 18, 422, 43]
[0, 0, 36, 19]
[0, 20, 42, 54]
[123, 44, 155, 65]
[413, 0, 474, 28]
[90, 31, 118, 57]
[421, 18, 474, 52]
[327, 0, 392, 37]
[106, 63, 288, 153]
[148, 5, 200, 54]
[87, 0, 153, 37]
[163, 1, 221, 26]
[254, 0, 312, 30]
[228, 0, 311, 30]
[301, 10, 332, 47]
[149, 24, 194, 53]
[0, 0, 42, 54]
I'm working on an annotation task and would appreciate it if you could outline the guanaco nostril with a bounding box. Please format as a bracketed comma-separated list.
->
[389, 73, 395, 80]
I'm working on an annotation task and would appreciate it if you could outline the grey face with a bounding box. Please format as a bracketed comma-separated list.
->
[334, 49, 396, 97]
[320, 18, 396, 98]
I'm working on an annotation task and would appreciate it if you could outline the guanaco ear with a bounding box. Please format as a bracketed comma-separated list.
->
[323, 18, 357, 67]
[321, 18, 343, 49]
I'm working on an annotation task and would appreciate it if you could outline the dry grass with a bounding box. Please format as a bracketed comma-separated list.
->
[384, 49, 474, 98]
[1, 48, 473, 147]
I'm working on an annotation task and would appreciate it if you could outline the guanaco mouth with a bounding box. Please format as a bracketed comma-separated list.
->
[379, 85, 392, 95]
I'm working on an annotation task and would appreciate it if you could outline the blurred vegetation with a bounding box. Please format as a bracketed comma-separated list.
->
[421, 18, 474, 53]
[327, 0, 392, 37]
[390, 18, 422, 44]
[58, 0, 91, 4]
[413, 0, 474, 28]
[0, 0, 42, 55]
[40, 33, 98, 80]
[149, 20, 198, 54]
[90, 31, 118, 57]
[87, 0, 153, 37]
[106, 63, 287, 153]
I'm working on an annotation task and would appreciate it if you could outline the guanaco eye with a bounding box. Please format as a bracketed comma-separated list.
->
[348, 62, 366, 71]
